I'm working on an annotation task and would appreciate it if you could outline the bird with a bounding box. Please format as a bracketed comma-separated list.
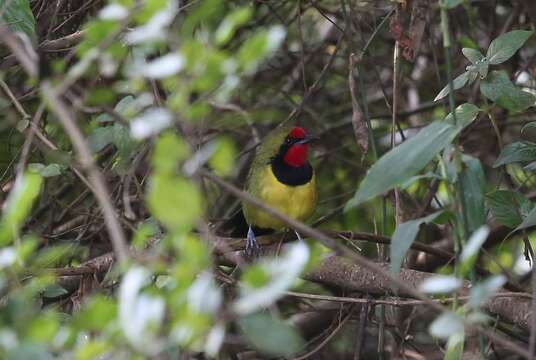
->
[242, 125, 318, 257]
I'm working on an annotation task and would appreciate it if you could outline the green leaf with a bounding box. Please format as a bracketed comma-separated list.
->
[215, 7, 252, 46]
[434, 71, 470, 101]
[239, 313, 304, 356]
[0, 172, 43, 245]
[346, 103, 479, 208]
[390, 211, 445, 274]
[480, 70, 535, 112]
[486, 30, 534, 65]
[515, 205, 536, 232]
[493, 141, 536, 167]
[462, 48, 485, 64]
[209, 137, 237, 176]
[147, 174, 203, 232]
[487, 190, 533, 228]
[88, 127, 114, 153]
[459, 156, 486, 233]
[444, 332, 465, 360]
[42, 284, 68, 298]
[0, 0, 36, 39]
[152, 132, 189, 174]
[28, 163, 62, 177]
[521, 122, 536, 134]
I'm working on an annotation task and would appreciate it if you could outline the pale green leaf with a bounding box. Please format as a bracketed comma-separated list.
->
[239, 313, 304, 356]
[346, 104, 479, 208]
[391, 211, 445, 274]
[434, 72, 470, 101]
[486, 30, 534, 65]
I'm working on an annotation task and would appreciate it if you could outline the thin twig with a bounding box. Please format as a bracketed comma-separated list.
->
[41, 81, 129, 264]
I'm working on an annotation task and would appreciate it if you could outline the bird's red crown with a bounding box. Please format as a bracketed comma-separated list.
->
[288, 126, 306, 139]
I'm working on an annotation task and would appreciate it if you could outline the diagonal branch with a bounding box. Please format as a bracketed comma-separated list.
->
[41, 81, 129, 264]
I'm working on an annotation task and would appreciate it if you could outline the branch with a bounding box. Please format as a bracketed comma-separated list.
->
[41, 81, 129, 264]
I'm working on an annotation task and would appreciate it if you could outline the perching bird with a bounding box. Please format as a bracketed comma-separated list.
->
[242, 126, 318, 256]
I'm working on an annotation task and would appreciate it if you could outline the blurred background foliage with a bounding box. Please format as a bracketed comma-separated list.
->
[0, 0, 536, 358]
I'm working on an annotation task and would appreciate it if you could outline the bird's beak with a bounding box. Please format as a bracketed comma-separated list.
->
[296, 134, 319, 145]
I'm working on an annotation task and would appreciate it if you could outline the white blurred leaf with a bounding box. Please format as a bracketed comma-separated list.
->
[205, 322, 226, 357]
[130, 108, 173, 139]
[142, 53, 184, 79]
[0, 247, 16, 268]
[119, 267, 165, 354]
[420, 275, 463, 294]
[233, 242, 309, 315]
[467, 275, 507, 309]
[124, 0, 178, 44]
[460, 226, 489, 262]
[99, 4, 128, 20]
[429, 312, 464, 339]
[187, 272, 222, 314]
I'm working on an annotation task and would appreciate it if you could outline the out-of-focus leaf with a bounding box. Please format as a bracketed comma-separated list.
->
[215, 7, 252, 46]
[346, 103, 479, 208]
[239, 313, 304, 356]
[42, 284, 68, 298]
[434, 71, 469, 101]
[420, 275, 463, 294]
[467, 275, 507, 309]
[493, 141, 536, 167]
[429, 312, 464, 339]
[460, 226, 490, 276]
[72, 295, 117, 331]
[233, 242, 309, 315]
[390, 211, 445, 275]
[119, 267, 164, 355]
[0, 172, 43, 245]
[444, 332, 465, 360]
[187, 272, 222, 314]
[480, 70, 536, 112]
[130, 107, 173, 140]
[208, 137, 237, 176]
[0, 0, 36, 39]
[28, 163, 62, 177]
[205, 322, 226, 357]
[486, 30, 534, 65]
[238, 25, 286, 73]
[147, 174, 203, 232]
[142, 53, 184, 79]
[459, 156, 486, 233]
[152, 131, 189, 174]
[98, 3, 128, 20]
[75, 340, 111, 360]
[88, 127, 114, 153]
[124, 0, 178, 44]
[487, 190, 533, 228]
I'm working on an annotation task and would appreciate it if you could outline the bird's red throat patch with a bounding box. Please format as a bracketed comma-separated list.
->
[284, 127, 308, 167]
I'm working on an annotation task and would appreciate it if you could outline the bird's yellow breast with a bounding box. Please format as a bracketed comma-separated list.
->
[244, 165, 317, 230]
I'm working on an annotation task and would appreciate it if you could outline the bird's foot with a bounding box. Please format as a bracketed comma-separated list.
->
[245, 226, 260, 259]
[294, 230, 303, 242]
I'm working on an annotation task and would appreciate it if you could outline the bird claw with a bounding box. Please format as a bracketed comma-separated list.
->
[294, 230, 303, 242]
[245, 226, 260, 259]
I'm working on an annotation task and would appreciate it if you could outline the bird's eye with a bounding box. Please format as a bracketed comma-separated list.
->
[285, 138, 291, 144]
